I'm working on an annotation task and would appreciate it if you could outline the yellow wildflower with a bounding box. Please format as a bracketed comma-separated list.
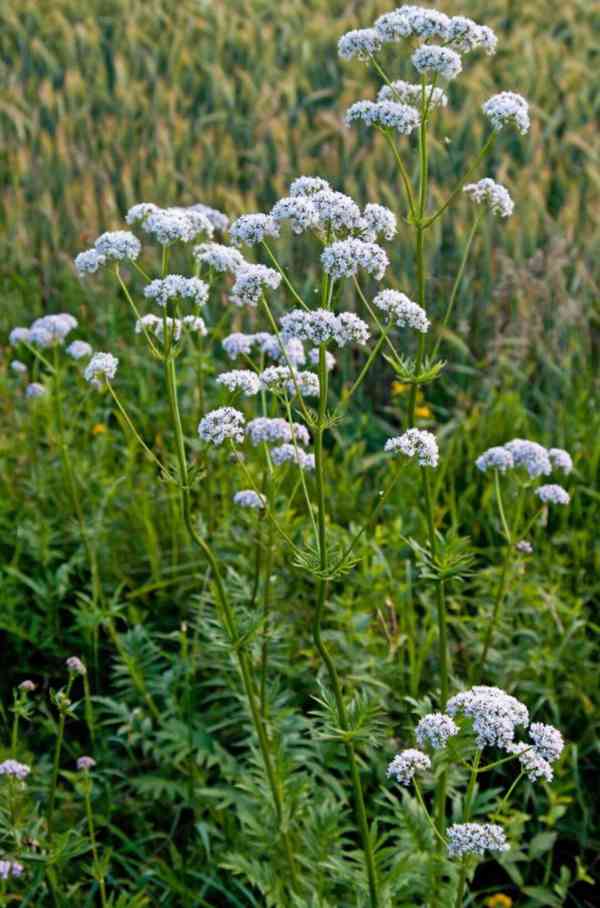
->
[92, 423, 107, 435]
[391, 382, 410, 396]
[485, 895, 513, 908]
[415, 405, 432, 419]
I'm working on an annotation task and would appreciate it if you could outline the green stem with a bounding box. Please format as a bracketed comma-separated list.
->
[345, 322, 394, 402]
[424, 133, 497, 229]
[106, 382, 170, 475]
[312, 343, 379, 908]
[453, 750, 482, 908]
[262, 241, 309, 311]
[83, 781, 108, 908]
[260, 507, 275, 718]
[430, 214, 482, 359]
[47, 682, 73, 843]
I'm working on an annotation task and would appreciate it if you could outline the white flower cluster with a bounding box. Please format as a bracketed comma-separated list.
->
[136, 206, 214, 245]
[26, 382, 46, 399]
[233, 490, 266, 509]
[27, 314, 78, 347]
[270, 444, 315, 471]
[412, 44, 462, 80]
[289, 176, 331, 196]
[135, 314, 207, 343]
[321, 239, 389, 280]
[483, 92, 530, 135]
[387, 748, 431, 786]
[464, 178, 514, 218]
[193, 242, 247, 273]
[75, 248, 107, 275]
[507, 742, 553, 782]
[9, 327, 31, 346]
[529, 723, 564, 763]
[189, 202, 230, 232]
[548, 448, 573, 474]
[0, 861, 23, 880]
[447, 823, 509, 858]
[345, 100, 420, 135]
[361, 204, 397, 241]
[447, 686, 529, 749]
[198, 407, 246, 446]
[255, 333, 306, 367]
[309, 348, 336, 371]
[373, 290, 430, 333]
[216, 370, 261, 397]
[477, 439, 572, 479]
[377, 80, 448, 110]
[95, 230, 142, 260]
[259, 366, 320, 398]
[66, 340, 93, 360]
[415, 712, 459, 750]
[341, 8, 497, 56]
[535, 484, 570, 506]
[337, 28, 383, 60]
[66, 656, 86, 675]
[475, 446, 515, 473]
[385, 429, 439, 468]
[280, 308, 370, 348]
[310, 190, 364, 234]
[0, 759, 31, 780]
[446, 16, 497, 54]
[247, 417, 310, 447]
[374, 7, 450, 43]
[10, 360, 27, 374]
[271, 196, 321, 234]
[84, 352, 119, 388]
[230, 265, 282, 307]
[229, 213, 280, 247]
[516, 540, 533, 555]
[144, 275, 209, 308]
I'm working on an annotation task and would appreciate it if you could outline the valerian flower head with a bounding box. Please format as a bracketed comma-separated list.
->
[84, 352, 119, 388]
[338, 28, 383, 60]
[136, 314, 183, 342]
[229, 213, 280, 247]
[75, 248, 107, 275]
[66, 656, 87, 675]
[141, 208, 214, 244]
[247, 417, 310, 447]
[415, 713, 459, 750]
[257, 334, 306, 367]
[230, 265, 281, 307]
[19, 680, 36, 692]
[311, 190, 363, 234]
[446, 16, 498, 55]
[193, 242, 247, 273]
[377, 80, 448, 109]
[270, 444, 315, 471]
[10, 360, 27, 374]
[233, 490, 266, 509]
[66, 340, 93, 360]
[0, 861, 24, 880]
[182, 315, 208, 336]
[548, 448, 573, 475]
[271, 196, 320, 234]
[373, 290, 430, 333]
[375, 7, 450, 42]
[9, 327, 30, 346]
[464, 179, 514, 218]
[321, 239, 389, 280]
[412, 45, 462, 80]
[447, 686, 529, 749]
[144, 275, 209, 308]
[385, 429, 439, 468]
[189, 202, 230, 232]
[516, 540, 533, 554]
[216, 370, 261, 397]
[508, 742, 553, 782]
[222, 332, 256, 359]
[345, 100, 420, 135]
[291, 371, 320, 398]
[198, 407, 246, 446]
[387, 748, 431, 785]
[125, 202, 160, 225]
[94, 230, 141, 260]
[504, 439, 551, 477]
[334, 312, 370, 347]
[309, 348, 336, 371]
[0, 760, 31, 780]
[535, 484, 570, 506]
[289, 176, 331, 197]
[26, 382, 47, 399]
[447, 823, 509, 858]
[30, 314, 78, 345]
[77, 756, 96, 772]
[483, 92, 530, 135]
[475, 446, 514, 473]
[361, 204, 397, 241]
[528, 723, 564, 763]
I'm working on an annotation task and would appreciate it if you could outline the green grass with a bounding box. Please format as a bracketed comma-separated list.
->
[0, 1, 598, 906]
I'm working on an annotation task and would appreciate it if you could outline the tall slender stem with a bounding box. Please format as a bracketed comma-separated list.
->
[430, 214, 482, 360]
[454, 751, 482, 908]
[83, 778, 108, 908]
[424, 133, 497, 229]
[312, 342, 379, 908]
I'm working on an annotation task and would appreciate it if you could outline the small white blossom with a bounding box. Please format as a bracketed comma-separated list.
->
[135, 314, 182, 342]
[447, 823, 509, 858]
[77, 756, 97, 772]
[229, 213, 280, 247]
[216, 370, 261, 396]
[66, 340, 93, 360]
[373, 290, 430, 333]
[375, 8, 450, 42]
[255, 333, 306, 367]
[271, 196, 320, 234]
[281, 309, 337, 345]
[94, 230, 141, 260]
[529, 723, 564, 763]
[361, 204, 397, 242]
[0, 760, 31, 780]
[338, 28, 383, 60]
[377, 80, 448, 109]
[387, 749, 431, 786]
[10, 360, 27, 374]
[309, 348, 336, 371]
[141, 208, 213, 244]
[548, 448, 573, 475]
[345, 100, 420, 135]
[75, 248, 107, 275]
[516, 540, 533, 554]
[475, 446, 514, 473]
[464, 179, 514, 218]
[84, 352, 119, 387]
[446, 16, 498, 55]
[508, 742, 553, 782]
[198, 407, 246, 446]
[415, 713, 459, 750]
[270, 444, 315, 471]
[504, 439, 551, 477]
[233, 490, 266, 509]
[321, 239, 389, 281]
[483, 92, 530, 135]
[230, 265, 281, 307]
[222, 332, 255, 359]
[412, 45, 462, 81]
[125, 203, 160, 225]
[25, 382, 47, 399]
[66, 656, 87, 675]
[535, 484, 570, 506]
[334, 312, 370, 347]
[289, 176, 331, 197]
[385, 429, 439, 468]
[0, 861, 24, 880]
[9, 327, 30, 346]
[189, 202, 230, 232]
[447, 686, 529, 749]
[311, 190, 363, 234]
[182, 315, 207, 336]
[193, 242, 246, 273]
[247, 417, 310, 447]
[30, 314, 78, 345]
[144, 275, 209, 308]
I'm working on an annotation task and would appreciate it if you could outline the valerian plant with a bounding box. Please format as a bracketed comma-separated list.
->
[3, 4, 578, 907]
